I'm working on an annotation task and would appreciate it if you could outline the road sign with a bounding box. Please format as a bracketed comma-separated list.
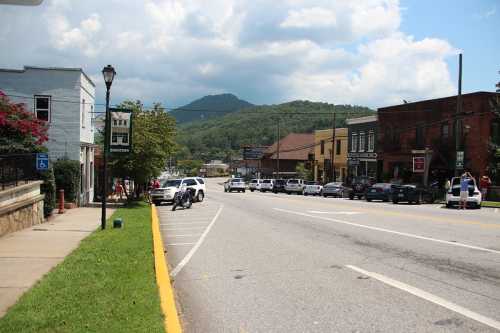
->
[456, 151, 464, 169]
[243, 146, 267, 160]
[36, 153, 49, 171]
[413, 156, 425, 173]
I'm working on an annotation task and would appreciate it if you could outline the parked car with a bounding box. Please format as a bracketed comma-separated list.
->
[347, 176, 375, 200]
[272, 179, 287, 193]
[260, 179, 274, 192]
[392, 184, 433, 205]
[365, 183, 394, 202]
[224, 178, 246, 193]
[249, 179, 263, 192]
[322, 182, 345, 198]
[151, 177, 206, 205]
[303, 181, 323, 196]
[445, 177, 482, 209]
[285, 179, 305, 194]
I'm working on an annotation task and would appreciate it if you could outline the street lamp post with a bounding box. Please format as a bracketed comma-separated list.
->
[101, 65, 116, 230]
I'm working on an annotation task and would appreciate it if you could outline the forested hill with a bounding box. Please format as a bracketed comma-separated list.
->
[169, 93, 254, 123]
[175, 100, 375, 162]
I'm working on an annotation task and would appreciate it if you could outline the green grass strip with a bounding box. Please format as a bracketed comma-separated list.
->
[482, 201, 500, 208]
[0, 202, 164, 333]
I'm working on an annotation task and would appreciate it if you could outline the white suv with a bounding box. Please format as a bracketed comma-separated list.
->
[285, 179, 305, 194]
[249, 179, 263, 192]
[224, 178, 246, 193]
[151, 177, 206, 205]
[260, 179, 274, 192]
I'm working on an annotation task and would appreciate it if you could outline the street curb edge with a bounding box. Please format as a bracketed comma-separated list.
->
[151, 204, 182, 333]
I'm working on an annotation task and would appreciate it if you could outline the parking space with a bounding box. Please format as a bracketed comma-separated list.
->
[156, 200, 222, 272]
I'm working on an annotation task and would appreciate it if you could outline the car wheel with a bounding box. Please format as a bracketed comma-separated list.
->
[224, 188, 227, 192]
[153, 200, 160, 206]
[287, 192, 291, 195]
[476, 203, 482, 209]
[243, 189, 246, 193]
[196, 192, 203, 202]
[366, 198, 372, 202]
[250, 189, 254, 192]
[445, 202, 451, 208]
[323, 194, 327, 198]
[304, 192, 308, 196]
[392, 200, 398, 204]
[349, 194, 354, 200]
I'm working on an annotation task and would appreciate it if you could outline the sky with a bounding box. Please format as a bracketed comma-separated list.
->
[0, 0, 498, 110]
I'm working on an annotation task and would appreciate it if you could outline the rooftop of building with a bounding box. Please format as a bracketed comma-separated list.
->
[378, 91, 497, 111]
[264, 133, 314, 160]
[0, 65, 95, 87]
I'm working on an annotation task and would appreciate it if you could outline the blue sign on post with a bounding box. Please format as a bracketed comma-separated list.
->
[36, 153, 49, 171]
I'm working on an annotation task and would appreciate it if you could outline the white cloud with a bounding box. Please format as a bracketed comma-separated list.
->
[0, 0, 458, 109]
[281, 7, 337, 28]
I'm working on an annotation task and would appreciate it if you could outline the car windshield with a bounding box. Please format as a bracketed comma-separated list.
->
[232, 179, 243, 183]
[263, 179, 272, 183]
[305, 181, 317, 185]
[288, 179, 299, 184]
[162, 179, 181, 188]
[250, 180, 258, 183]
[373, 183, 390, 188]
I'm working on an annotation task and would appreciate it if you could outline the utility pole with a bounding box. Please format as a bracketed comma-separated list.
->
[276, 118, 280, 179]
[331, 108, 336, 182]
[455, 53, 463, 176]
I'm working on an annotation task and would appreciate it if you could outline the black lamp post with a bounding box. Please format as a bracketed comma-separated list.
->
[101, 65, 116, 230]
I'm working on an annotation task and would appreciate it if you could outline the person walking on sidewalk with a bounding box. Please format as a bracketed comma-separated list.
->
[115, 181, 124, 201]
[479, 175, 492, 201]
[459, 172, 474, 210]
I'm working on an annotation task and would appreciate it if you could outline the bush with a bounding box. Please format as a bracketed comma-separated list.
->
[39, 167, 56, 218]
[53, 159, 80, 203]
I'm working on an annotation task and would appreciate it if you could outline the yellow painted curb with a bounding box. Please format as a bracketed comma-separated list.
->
[151, 204, 182, 333]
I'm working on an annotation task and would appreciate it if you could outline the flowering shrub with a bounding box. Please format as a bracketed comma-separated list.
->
[0, 90, 48, 153]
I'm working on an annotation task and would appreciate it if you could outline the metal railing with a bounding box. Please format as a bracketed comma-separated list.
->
[0, 153, 38, 190]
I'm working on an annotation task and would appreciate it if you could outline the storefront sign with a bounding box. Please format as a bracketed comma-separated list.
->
[109, 108, 133, 153]
[243, 146, 267, 160]
[413, 156, 425, 173]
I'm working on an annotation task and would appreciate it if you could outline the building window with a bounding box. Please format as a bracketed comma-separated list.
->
[416, 125, 424, 148]
[81, 99, 86, 128]
[441, 123, 449, 141]
[34, 95, 50, 121]
[492, 120, 500, 145]
[359, 132, 365, 152]
[320, 140, 325, 155]
[336, 139, 341, 155]
[112, 133, 129, 144]
[390, 127, 399, 145]
[368, 131, 375, 152]
[351, 133, 358, 152]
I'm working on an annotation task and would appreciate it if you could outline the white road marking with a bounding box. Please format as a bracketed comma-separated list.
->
[346, 265, 500, 331]
[170, 205, 224, 277]
[160, 222, 208, 226]
[167, 243, 196, 246]
[162, 227, 206, 231]
[168, 234, 202, 237]
[308, 210, 361, 215]
[274, 208, 500, 255]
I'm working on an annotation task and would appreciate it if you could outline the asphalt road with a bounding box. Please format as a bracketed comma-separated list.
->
[158, 178, 500, 333]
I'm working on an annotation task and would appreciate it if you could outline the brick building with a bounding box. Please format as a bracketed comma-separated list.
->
[346, 115, 378, 181]
[261, 133, 314, 178]
[377, 91, 499, 185]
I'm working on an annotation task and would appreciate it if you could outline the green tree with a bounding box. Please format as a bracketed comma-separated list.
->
[109, 101, 176, 197]
[295, 162, 313, 181]
[177, 159, 203, 177]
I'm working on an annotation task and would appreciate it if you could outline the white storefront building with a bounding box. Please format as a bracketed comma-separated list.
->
[0, 66, 96, 204]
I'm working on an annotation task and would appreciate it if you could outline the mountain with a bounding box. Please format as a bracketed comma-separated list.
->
[169, 93, 254, 123]
[175, 100, 375, 162]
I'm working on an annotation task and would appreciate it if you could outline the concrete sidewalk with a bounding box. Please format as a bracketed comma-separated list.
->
[0, 207, 114, 318]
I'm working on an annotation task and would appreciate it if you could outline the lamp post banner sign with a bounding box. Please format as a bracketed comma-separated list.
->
[109, 108, 133, 153]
